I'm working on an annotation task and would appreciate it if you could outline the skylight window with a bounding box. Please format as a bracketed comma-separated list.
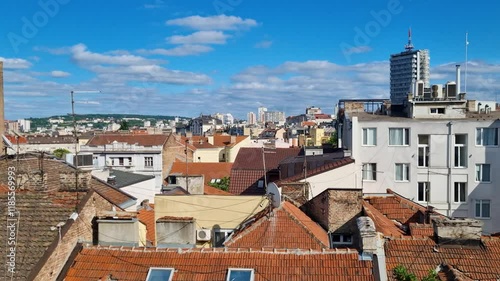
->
[146, 268, 174, 281]
[226, 268, 255, 281]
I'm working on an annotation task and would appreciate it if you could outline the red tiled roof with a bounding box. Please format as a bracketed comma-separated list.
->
[364, 190, 444, 225]
[5, 134, 28, 144]
[409, 223, 434, 238]
[229, 148, 302, 195]
[232, 147, 302, 170]
[225, 201, 329, 249]
[137, 205, 155, 246]
[170, 162, 233, 186]
[212, 134, 248, 147]
[277, 157, 355, 184]
[385, 236, 500, 281]
[362, 200, 405, 237]
[87, 134, 170, 147]
[314, 114, 332, 119]
[63, 246, 375, 281]
[204, 185, 232, 195]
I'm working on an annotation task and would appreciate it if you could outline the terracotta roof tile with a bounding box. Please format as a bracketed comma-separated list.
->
[362, 200, 406, 237]
[170, 162, 232, 186]
[277, 157, 355, 184]
[212, 134, 248, 147]
[63, 246, 375, 281]
[385, 237, 500, 281]
[87, 134, 170, 147]
[225, 201, 329, 249]
[204, 185, 232, 195]
[137, 205, 155, 246]
[228, 169, 266, 195]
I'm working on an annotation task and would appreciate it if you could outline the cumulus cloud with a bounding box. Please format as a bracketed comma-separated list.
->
[0, 57, 32, 69]
[50, 70, 71, 78]
[166, 15, 258, 30]
[70, 43, 162, 66]
[167, 31, 230, 45]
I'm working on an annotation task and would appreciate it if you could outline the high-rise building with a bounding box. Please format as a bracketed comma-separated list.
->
[247, 112, 256, 125]
[264, 111, 285, 124]
[390, 29, 430, 105]
[257, 106, 267, 123]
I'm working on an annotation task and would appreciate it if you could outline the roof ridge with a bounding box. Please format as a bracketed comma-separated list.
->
[224, 206, 278, 247]
[281, 202, 329, 248]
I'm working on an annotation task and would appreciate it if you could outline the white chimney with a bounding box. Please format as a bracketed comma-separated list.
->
[456, 65, 461, 96]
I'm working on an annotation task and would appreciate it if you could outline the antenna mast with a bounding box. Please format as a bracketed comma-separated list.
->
[465, 32, 469, 93]
[405, 27, 414, 51]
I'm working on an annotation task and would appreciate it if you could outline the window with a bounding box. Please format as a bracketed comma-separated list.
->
[454, 182, 467, 203]
[226, 269, 254, 281]
[430, 108, 445, 114]
[476, 128, 498, 146]
[418, 135, 429, 167]
[418, 182, 430, 202]
[475, 200, 491, 219]
[166, 176, 177, 185]
[389, 128, 410, 146]
[329, 234, 353, 246]
[257, 180, 264, 188]
[362, 163, 377, 181]
[146, 268, 174, 281]
[213, 229, 233, 247]
[475, 164, 491, 182]
[395, 163, 409, 181]
[362, 128, 377, 146]
[118, 157, 124, 166]
[454, 134, 467, 168]
[145, 156, 153, 167]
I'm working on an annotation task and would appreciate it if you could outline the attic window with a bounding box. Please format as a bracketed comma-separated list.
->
[146, 268, 174, 281]
[167, 176, 177, 185]
[257, 180, 264, 188]
[329, 233, 352, 246]
[226, 268, 254, 281]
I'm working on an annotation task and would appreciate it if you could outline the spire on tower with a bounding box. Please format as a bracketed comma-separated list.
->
[405, 27, 414, 51]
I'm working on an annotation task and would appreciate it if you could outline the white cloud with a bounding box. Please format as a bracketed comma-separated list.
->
[70, 44, 162, 66]
[166, 15, 258, 30]
[51, 70, 71, 78]
[254, 40, 273, 48]
[167, 31, 229, 45]
[0, 57, 32, 69]
[137, 45, 213, 56]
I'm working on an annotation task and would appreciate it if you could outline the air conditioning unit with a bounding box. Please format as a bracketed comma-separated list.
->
[196, 229, 211, 241]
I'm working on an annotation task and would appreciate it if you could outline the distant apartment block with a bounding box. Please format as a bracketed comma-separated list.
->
[264, 111, 285, 124]
[247, 111, 256, 125]
[257, 106, 267, 123]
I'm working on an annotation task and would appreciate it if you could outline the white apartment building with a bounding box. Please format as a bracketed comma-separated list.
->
[339, 99, 500, 234]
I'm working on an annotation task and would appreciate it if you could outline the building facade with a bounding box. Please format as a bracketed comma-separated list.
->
[390, 49, 430, 105]
[340, 100, 500, 234]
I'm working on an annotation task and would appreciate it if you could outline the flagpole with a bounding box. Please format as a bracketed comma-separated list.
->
[465, 32, 468, 93]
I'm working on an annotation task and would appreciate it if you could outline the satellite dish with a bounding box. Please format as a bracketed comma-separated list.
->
[2, 135, 14, 150]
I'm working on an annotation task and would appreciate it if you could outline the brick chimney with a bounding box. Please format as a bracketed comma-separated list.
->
[0, 61, 5, 153]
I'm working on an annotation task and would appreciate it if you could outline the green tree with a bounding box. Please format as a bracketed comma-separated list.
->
[393, 265, 438, 281]
[119, 120, 130, 130]
[208, 176, 230, 191]
[327, 131, 338, 147]
[53, 148, 71, 159]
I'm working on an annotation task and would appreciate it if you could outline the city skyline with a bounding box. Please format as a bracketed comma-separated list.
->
[1, 0, 500, 120]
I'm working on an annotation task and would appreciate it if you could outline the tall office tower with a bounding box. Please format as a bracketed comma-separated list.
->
[257, 106, 267, 123]
[247, 112, 256, 125]
[390, 29, 430, 105]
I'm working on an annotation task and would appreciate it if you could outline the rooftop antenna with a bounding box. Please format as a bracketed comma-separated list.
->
[465, 32, 469, 93]
[404, 27, 414, 51]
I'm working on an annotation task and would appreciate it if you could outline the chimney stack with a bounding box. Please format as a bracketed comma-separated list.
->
[0, 62, 5, 153]
[456, 65, 461, 96]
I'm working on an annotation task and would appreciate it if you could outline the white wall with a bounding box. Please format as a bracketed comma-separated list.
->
[301, 162, 357, 199]
[350, 115, 500, 234]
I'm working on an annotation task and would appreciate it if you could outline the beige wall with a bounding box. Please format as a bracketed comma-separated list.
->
[228, 136, 251, 162]
[154, 195, 269, 229]
[193, 147, 221, 162]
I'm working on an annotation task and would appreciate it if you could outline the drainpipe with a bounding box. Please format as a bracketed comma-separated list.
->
[447, 122, 453, 216]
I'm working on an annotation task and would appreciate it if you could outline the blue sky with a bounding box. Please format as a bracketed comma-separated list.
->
[1, 0, 500, 120]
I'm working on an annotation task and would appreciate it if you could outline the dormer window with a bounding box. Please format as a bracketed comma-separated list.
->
[329, 233, 353, 246]
[226, 268, 254, 281]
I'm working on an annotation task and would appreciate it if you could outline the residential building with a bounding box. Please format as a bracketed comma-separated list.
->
[154, 194, 269, 247]
[5, 120, 19, 133]
[182, 134, 250, 163]
[338, 98, 500, 234]
[5, 135, 77, 155]
[0, 153, 135, 280]
[190, 115, 223, 135]
[166, 162, 233, 195]
[81, 134, 176, 189]
[247, 111, 256, 125]
[257, 106, 267, 123]
[390, 30, 430, 105]
[306, 106, 322, 115]
[264, 111, 285, 124]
